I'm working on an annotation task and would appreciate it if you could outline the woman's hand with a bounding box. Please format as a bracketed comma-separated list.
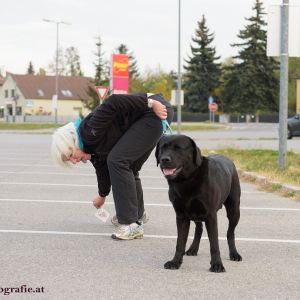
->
[152, 100, 168, 120]
[93, 195, 106, 209]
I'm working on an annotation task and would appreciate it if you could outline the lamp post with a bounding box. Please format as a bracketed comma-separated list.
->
[43, 19, 71, 125]
[278, 0, 289, 169]
[176, 0, 182, 134]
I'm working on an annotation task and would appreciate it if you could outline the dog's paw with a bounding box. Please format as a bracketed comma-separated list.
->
[164, 260, 181, 270]
[209, 262, 226, 273]
[230, 252, 242, 261]
[185, 248, 198, 256]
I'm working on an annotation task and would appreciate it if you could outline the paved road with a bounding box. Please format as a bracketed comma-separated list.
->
[0, 131, 299, 299]
[186, 123, 300, 153]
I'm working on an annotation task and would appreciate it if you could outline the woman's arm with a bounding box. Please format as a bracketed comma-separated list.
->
[88, 93, 167, 130]
[87, 94, 148, 130]
[91, 157, 111, 198]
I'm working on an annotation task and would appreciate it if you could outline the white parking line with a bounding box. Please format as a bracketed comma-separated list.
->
[0, 163, 91, 168]
[0, 171, 162, 179]
[0, 198, 299, 211]
[0, 182, 268, 194]
[0, 182, 169, 189]
[0, 158, 50, 161]
[0, 229, 299, 244]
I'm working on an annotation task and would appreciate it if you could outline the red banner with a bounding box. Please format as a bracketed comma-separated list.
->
[111, 54, 129, 94]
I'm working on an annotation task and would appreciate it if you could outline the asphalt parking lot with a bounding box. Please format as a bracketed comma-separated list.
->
[0, 133, 299, 300]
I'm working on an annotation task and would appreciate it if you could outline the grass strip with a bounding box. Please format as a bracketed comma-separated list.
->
[207, 148, 300, 189]
[0, 123, 58, 130]
[0, 122, 226, 131]
[208, 148, 300, 201]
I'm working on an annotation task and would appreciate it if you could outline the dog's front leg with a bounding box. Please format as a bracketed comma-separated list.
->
[186, 221, 203, 256]
[164, 217, 190, 270]
[205, 214, 225, 273]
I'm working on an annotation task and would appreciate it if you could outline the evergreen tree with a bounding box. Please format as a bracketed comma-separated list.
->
[94, 36, 107, 86]
[85, 36, 109, 111]
[223, 0, 279, 114]
[183, 15, 221, 112]
[27, 61, 35, 74]
[65, 46, 83, 76]
[115, 43, 140, 79]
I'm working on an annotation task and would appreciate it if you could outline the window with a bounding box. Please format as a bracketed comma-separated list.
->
[11, 89, 15, 97]
[37, 89, 44, 96]
[61, 89, 73, 97]
[5, 90, 8, 98]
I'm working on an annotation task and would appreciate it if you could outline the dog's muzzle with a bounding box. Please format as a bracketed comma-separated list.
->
[160, 156, 182, 178]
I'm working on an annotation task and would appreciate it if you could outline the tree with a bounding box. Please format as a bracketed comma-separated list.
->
[183, 15, 221, 112]
[37, 68, 46, 76]
[215, 57, 236, 112]
[115, 44, 140, 80]
[141, 67, 174, 100]
[65, 46, 83, 76]
[288, 57, 300, 113]
[48, 47, 66, 76]
[223, 0, 279, 114]
[27, 61, 35, 74]
[85, 36, 109, 111]
[93, 36, 108, 86]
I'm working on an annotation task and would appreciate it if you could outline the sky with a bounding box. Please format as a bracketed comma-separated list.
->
[1, 0, 299, 77]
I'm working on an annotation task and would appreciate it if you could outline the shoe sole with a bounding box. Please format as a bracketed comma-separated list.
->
[111, 233, 143, 240]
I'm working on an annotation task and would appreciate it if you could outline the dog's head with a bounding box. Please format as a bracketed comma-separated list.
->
[155, 134, 202, 180]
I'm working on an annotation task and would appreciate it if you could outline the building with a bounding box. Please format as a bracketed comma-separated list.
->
[0, 73, 94, 122]
[0, 75, 4, 118]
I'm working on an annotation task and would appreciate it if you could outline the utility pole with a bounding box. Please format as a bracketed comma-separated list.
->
[43, 19, 71, 125]
[278, 0, 289, 169]
[176, 0, 182, 134]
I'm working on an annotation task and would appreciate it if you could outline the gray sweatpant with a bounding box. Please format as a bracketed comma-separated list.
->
[107, 111, 173, 224]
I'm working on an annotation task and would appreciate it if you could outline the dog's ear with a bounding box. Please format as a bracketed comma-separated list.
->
[189, 137, 202, 167]
[155, 138, 161, 166]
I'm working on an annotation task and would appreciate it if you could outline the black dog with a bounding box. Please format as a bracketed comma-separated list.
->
[155, 134, 242, 272]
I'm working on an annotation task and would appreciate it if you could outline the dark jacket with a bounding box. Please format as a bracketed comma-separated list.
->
[79, 93, 172, 197]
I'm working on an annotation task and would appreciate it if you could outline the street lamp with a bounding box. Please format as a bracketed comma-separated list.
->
[278, 0, 289, 169]
[176, 0, 182, 134]
[43, 19, 71, 125]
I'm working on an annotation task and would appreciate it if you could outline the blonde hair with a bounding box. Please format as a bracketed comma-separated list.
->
[51, 122, 79, 167]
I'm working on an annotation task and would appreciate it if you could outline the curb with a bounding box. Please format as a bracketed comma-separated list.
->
[238, 169, 300, 201]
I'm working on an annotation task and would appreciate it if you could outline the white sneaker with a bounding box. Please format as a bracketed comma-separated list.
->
[111, 222, 144, 240]
[111, 211, 149, 227]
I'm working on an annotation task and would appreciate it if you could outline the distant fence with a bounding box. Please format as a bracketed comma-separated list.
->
[1, 113, 295, 124]
[173, 112, 294, 123]
[5, 115, 75, 124]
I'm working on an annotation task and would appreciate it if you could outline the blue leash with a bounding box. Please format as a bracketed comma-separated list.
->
[162, 120, 173, 135]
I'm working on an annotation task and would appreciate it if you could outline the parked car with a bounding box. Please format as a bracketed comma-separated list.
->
[288, 115, 300, 139]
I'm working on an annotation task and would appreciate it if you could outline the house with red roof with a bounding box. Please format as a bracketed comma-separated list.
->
[0, 73, 94, 121]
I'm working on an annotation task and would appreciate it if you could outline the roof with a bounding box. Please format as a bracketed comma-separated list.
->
[7, 73, 94, 101]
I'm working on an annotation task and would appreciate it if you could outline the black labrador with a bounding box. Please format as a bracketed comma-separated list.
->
[155, 134, 242, 272]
